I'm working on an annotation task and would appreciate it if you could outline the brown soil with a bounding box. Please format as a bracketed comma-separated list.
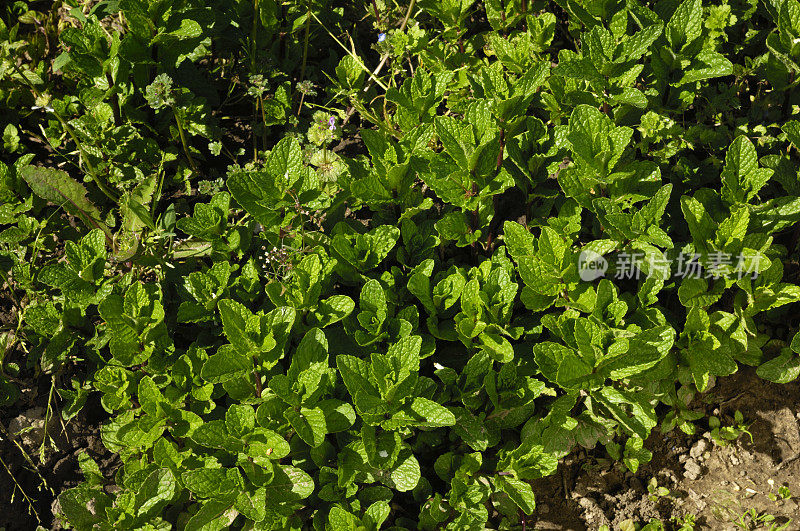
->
[0, 383, 118, 531]
[529, 368, 800, 530]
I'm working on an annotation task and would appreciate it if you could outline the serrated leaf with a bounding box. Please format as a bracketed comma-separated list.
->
[757, 351, 800, 383]
[410, 397, 456, 427]
[318, 399, 356, 432]
[184, 498, 236, 531]
[784, 120, 800, 149]
[389, 453, 420, 492]
[182, 468, 234, 498]
[666, 0, 702, 50]
[137, 468, 176, 518]
[226, 404, 256, 438]
[201, 346, 251, 383]
[593, 386, 656, 440]
[235, 487, 267, 523]
[720, 136, 773, 204]
[435, 115, 474, 170]
[680, 196, 717, 254]
[451, 407, 490, 451]
[498, 476, 536, 515]
[675, 50, 733, 85]
[265, 466, 314, 502]
[286, 407, 327, 447]
[20, 166, 108, 236]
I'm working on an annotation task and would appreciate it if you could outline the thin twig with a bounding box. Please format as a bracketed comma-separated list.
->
[0, 452, 39, 522]
[308, 11, 388, 91]
[341, 0, 417, 126]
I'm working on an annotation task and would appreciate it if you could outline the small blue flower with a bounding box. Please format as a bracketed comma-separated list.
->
[378, 33, 386, 43]
[328, 116, 336, 130]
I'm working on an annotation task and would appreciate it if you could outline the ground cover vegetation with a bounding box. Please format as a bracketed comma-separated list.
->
[2, 0, 800, 528]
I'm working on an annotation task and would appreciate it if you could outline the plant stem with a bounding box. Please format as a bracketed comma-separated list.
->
[253, 361, 263, 398]
[38, 377, 56, 462]
[308, 10, 391, 92]
[0, 266, 20, 310]
[151, 152, 168, 214]
[372, 0, 381, 23]
[259, 96, 268, 151]
[174, 112, 198, 173]
[363, 0, 416, 92]
[251, 0, 259, 73]
[251, 0, 263, 160]
[0, 452, 39, 523]
[300, 1, 311, 82]
[105, 72, 122, 127]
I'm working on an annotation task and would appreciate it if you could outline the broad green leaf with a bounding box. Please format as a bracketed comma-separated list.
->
[685, 337, 737, 391]
[503, 221, 535, 260]
[184, 498, 236, 531]
[265, 466, 315, 502]
[226, 404, 256, 438]
[201, 346, 251, 383]
[136, 468, 176, 518]
[20, 165, 108, 236]
[666, 0, 702, 50]
[192, 420, 245, 453]
[479, 332, 514, 362]
[601, 326, 675, 379]
[435, 115, 474, 170]
[286, 406, 327, 447]
[389, 452, 421, 492]
[593, 386, 656, 440]
[182, 468, 235, 498]
[57, 488, 111, 530]
[680, 196, 717, 254]
[318, 399, 356, 432]
[498, 476, 536, 515]
[328, 506, 360, 528]
[757, 350, 800, 383]
[784, 120, 800, 149]
[288, 328, 328, 382]
[410, 397, 456, 427]
[451, 407, 490, 451]
[235, 487, 267, 523]
[219, 299, 259, 354]
[720, 136, 773, 204]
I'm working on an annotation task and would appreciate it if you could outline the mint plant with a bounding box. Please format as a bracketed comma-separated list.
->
[3, 0, 800, 529]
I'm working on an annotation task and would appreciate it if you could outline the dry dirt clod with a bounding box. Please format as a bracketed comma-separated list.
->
[7, 406, 59, 448]
[690, 439, 708, 459]
[683, 458, 703, 480]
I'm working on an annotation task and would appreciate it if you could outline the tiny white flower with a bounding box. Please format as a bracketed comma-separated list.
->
[31, 105, 54, 112]
[378, 450, 388, 458]
[433, 363, 444, 370]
